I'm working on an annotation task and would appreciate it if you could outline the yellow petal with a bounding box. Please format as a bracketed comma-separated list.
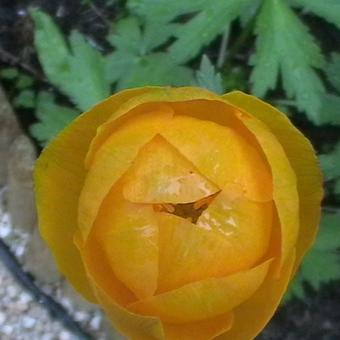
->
[164, 313, 233, 340]
[86, 87, 220, 167]
[94, 180, 158, 299]
[78, 109, 173, 240]
[224, 91, 323, 271]
[156, 192, 272, 293]
[161, 115, 272, 201]
[222, 95, 299, 273]
[197, 188, 273, 273]
[129, 259, 271, 323]
[123, 134, 220, 204]
[217, 251, 295, 340]
[91, 277, 165, 340]
[80, 230, 136, 306]
[34, 87, 159, 301]
[157, 213, 233, 293]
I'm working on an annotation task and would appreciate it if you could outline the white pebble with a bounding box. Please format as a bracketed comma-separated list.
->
[19, 292, 32, 304]
[22, 315, 36, 328]
[74, 311, 88, 322]
[15, 244, 25, 257]
[60, 297, 72, 311]
[89, 313, 102, 330]
[59, 330, 72, 340]
[0, 312, 6, 326]
[41, 334, 54, 340]
[0, 224, 11, 237]
[6, 285, 17, 298]
[2, 324, 13, 335]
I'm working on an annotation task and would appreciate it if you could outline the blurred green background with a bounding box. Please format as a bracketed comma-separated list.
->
[0, 0, 339, 339]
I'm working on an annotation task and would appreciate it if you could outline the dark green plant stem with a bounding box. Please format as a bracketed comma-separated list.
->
[223, 15, 257, 72]
[0, 237, 92, 340]
[217, 26, 230, 69]
[0, 47, 47, 84]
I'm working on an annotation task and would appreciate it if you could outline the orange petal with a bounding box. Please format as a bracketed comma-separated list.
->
[123, 134, 220, 204]
[156, 192, 272, 293]
[91, 279, 165, 340]
[164, 313, 233, 340]
[157, 213, 235, 293]
[197, 187, 273, 273]
[217, 251, 295, 340]
[79, 230, 136, 307]
[224, 91, 323, 272]
[34, 87, 160, 301]
[161, 115, 272, 202]
[129, 259, 271, 323]
[222, 95, 299, 273]
[78, 109, 173, 240]
[93, 181, 158, 299]
[85, 87, 221, 166]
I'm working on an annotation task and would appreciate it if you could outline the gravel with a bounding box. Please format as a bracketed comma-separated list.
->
[0, 187, 114, 339]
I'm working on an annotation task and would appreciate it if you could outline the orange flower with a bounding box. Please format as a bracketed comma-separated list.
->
[34, 87, 323, 339]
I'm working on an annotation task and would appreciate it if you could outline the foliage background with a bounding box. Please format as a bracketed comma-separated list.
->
[0, 0, 340, 338]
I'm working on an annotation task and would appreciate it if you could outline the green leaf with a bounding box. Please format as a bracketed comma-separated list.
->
[107, 17, 144, 54]
[292, 0, 340, 30]
[195, 55, 224, 94]
[0, 68, 19, 80]
[334, 180, 340, 196]
[325, 53, 340, 92]
[106, 16, 194, 89]
[143, 21, 179, 52]
[67, 31, 110, 110]
[31, 9, 110, 111]
[319, 142, 340, 181]
[128, 0, 209, 23]
[251, 0, 325, 124]
[285, 211, 340, 301]
[168, 0, 252, 64]
[319, 94, 340, 126]
[30, 91, 79, 145]
[16, 74, 34, 89]
[14, 90, 35, 108]
[116, 53, 193, 90]
[107, 17, 178, 56]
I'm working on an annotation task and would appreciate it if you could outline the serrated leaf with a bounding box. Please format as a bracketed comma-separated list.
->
[319, 94, 340, 126]
[31, 9, 110, 111]
[251, 0, 325, 124]
[30, 91, 79, 145]
[107, 17, 144, 54]
[16, 74, 34, 89]
[105, 50, 138, 84]
[106, 16, 194, 89]
[143, 21, 179, 52]
[128, 0, 209, 23]
[326, 53, 340, 92]
[116, 53, 193, 90]
[14, 90, 35, 108]
[169, 0, 252, 64]
[195, 55, 224, 94]
[30, 9, 69, 79]
[285, 211, 340, 301]
[319, 142, 340, 181]
[292, 0, 340, 30]
[0, 68, 19, 80]
[67, 31, 110, 110]
[108, 17, 178, 56]
[334, 179, 340, 196]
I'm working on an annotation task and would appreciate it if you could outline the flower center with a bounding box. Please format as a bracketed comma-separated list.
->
[153, 192, 220, 223]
